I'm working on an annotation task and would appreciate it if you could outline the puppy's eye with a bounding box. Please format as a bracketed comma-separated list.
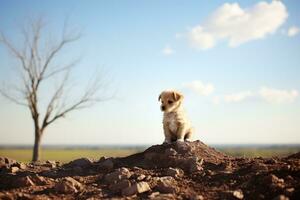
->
[168, 100, 173, 104]
[161, 101, 164, 104]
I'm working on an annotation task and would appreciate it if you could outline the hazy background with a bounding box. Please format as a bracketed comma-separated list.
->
[1, 0, 300, 147]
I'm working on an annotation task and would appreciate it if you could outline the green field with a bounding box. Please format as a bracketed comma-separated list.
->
[0, 145, 299, 163]
[0, 148, 141, 163]
[216, 146, 300, 158]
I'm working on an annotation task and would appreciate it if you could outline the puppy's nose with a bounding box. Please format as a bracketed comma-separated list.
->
[161, 106, 165, 111]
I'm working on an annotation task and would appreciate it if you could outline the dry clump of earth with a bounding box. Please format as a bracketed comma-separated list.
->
[0, 140, 299, 199]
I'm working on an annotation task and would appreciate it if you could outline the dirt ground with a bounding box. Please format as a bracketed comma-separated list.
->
[0, 140, 299, 199]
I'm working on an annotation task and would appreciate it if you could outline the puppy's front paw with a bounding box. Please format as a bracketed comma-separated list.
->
[176, 138, 184, 142]
[163, 139, 171, 144]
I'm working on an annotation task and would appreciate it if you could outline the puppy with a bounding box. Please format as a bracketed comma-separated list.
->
[158, 90, 193, 143]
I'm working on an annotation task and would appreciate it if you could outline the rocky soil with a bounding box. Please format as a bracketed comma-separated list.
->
[0, 140, 299, 199]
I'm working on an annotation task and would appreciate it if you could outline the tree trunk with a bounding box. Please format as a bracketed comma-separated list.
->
[32, 129, 42, 161]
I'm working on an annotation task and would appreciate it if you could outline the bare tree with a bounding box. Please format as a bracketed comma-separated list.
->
[0, 18, 108, 161]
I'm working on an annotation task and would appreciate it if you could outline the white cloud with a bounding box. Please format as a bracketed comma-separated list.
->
[162, 45, 174, 55]
[259, 87, 298, 104]
[188, 1, 288, 50]
[224, 91, 254, 103]
[287, 26, 300, 37]
[212, 96, 220, 105]
[182, 80, 214, 96]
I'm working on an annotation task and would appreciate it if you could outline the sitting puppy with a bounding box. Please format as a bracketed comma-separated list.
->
[158, 90, 193, 143]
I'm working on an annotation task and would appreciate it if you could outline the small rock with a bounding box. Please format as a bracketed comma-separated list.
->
[148, 191, 160, 199]
[272, 195, 289, 200]
[104, 167, 131, 184]
[283, 165, 291, 170]
[166, 167, 183, 178]
[164, 148, 177, 156]
[16, 193, 31, 198]
[252, 163, 268, 171]
[233, 189, 244, 199]
[185, 157, 203, 172]
[67, 157, 92, 168]
[10, 166, 19, 173]
[15, 176, 35, 187]
[54, 177, 83, 194]
[109, 179, 131, 193]
[133, 166, 142, 170]
[0, 157, 16, 168]
[156, 176, 178, 193]
[15, 162, 27, 170]
[265, 174, 284, 184]
[265, 158, 277, 164]
[122, 181, 151, 196]
[0, 192, 14, 200]
[44, 160, 56, 168]
[137, 174, 146, 181]
[285, 175, 294, 182]
[98, 158, 114, 171]
[145, 175, 152, 181]
[31, 175, 49, 186]
[192, 195, 204, 200]
[136, 181, 151, 193]
[285, 188, 294, 196]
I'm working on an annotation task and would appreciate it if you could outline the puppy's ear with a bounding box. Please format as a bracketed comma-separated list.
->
[173, 91, 183, 101]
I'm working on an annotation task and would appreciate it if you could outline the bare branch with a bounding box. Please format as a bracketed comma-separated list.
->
[36, 32, 81, 89]
[0, 86, 28, 107]
[41, 70, 70, 129]
[43, 59, 79, 80]
[1, 17, 111, 160]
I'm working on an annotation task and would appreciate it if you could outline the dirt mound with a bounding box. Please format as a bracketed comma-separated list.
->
[0, 140, 299, 199]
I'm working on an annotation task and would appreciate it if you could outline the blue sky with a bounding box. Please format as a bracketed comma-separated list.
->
[0, 0, 300, 145]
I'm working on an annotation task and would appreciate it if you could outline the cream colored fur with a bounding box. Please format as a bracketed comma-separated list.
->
[159, 90, 193, 143]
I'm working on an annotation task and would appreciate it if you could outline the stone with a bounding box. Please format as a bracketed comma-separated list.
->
[10, 166, 19, 173]
[44, 160, 56, 168]
[285, 188, 294, 196]
[67, 157, 92, 168]
[156, 176, 178, 194]
[54, 177, 83, 194]
[164, 148, 177, 156]
[15, 176, 35, 187]
[0, 192, 14, 200]
[272, 195, 289, 200]
[136, 182, 151, 193]
[166, 167, 183, 178]
[109, 179, 131, 193]
[185, 157, 203, 172]
[104, 167, 131, 184]
[193, 195, 204, 200]
[0, 157, 16, 168]
[145, 175, 152, 181]
[31, 175, 49, 186]
[265, 174, 285, 190]
[233, 189, 244, 199]
[252, 163, 268, 171]
[137, 174, 146, 181]
[148, 192, 160, 199]
[16, 162, 27, 170]
[122, 181, 151, 196]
